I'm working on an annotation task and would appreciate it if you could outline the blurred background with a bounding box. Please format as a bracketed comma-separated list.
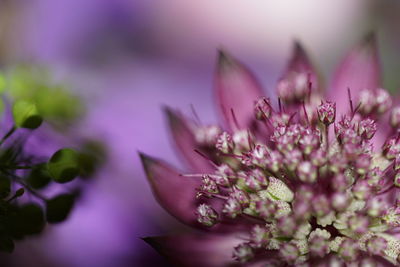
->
[0, 0, 399, 266]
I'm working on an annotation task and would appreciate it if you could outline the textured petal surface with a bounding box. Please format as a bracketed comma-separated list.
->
[140, 153, 200, 227]
[330, 34, 381, 115]
[215, 50, 263, 130]
[143, 233, 243, 267]
[164, 107, 212, 172]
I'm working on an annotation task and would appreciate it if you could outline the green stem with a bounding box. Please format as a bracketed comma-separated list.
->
[2, 170, 47, 201]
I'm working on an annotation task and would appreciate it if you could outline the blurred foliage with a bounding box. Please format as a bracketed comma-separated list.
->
[0, 141, 100, 253]
[0, 67, 84, 128]
[0, 67, 106, 254]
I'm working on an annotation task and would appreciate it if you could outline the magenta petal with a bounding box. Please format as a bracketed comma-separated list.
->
[139, 153, 200, 227]
[283, 42, 319, 90]
[215, 50, 263, 130]
[144, 233, 282, 267]
[330, 33, 381, 115]
[164, 107, 212, 172]
[143, 233, 242, 267]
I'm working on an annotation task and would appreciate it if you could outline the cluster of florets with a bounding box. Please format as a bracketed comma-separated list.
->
[190, 85, 400, 265]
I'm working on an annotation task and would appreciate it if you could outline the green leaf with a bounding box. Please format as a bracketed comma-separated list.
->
[77, 140, 106, 179]
[7, 204, 45, 238]
[48, 148, 80, 183]
[27, 163, 52, 189]
[46, 194, 75, 223]
[12, 100, 43, 129]
[18, 204, 45, 235]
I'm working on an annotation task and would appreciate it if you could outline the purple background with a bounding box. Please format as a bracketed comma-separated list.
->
[1, 0, 399, 266]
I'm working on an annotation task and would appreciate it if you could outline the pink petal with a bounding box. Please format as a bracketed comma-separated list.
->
[144, 233, 282, 267]
[283, 41, 319, 91]
[215, 50, 263, 131]
[164, 107, 212, 172]
[143, 233, 243, 267]
[330, 33, 381, 115]
[140, 153, 200, 227]
[140, 153, 251, 233]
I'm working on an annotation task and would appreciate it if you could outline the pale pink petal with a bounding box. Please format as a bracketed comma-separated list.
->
[164, 107, 212, 172]
[140, 153, 200, 227]
[330, 33, 381, 115]
[215, 50, 263, 131]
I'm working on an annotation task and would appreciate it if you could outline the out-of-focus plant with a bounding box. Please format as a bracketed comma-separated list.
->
[0, 68, 105, 253]
[1, 67, 84, 128]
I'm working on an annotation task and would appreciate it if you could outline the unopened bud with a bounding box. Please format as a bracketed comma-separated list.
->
[317, 101, 336, 125]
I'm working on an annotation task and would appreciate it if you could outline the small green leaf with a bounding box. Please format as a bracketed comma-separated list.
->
[27, 163, 52, 189]
[12, 100, 43, 129]
[46, 194, 75, 223]
[7, 204, 45, 237]
[77, 140, 106, 178]
[48, 148, 80, 183]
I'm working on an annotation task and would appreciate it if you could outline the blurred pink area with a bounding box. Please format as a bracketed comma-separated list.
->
[0, 0, 382, 266]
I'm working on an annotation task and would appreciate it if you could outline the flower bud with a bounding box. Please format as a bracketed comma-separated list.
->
[233, 243, 254, 263]
[308, 228, 331, 257]
[358, 119, 376, 140]
[376, 88, 392, 114]
[297, 161, 317, 183]
[317, 101, 336, 125]
[196, 204, 218, 226]
[382, 137, 400, 160]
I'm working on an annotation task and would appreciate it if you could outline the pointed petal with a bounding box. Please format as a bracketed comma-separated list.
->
[330, 33, 381, 115]
[144, 233, 281, 267]
[215, 50, 263, 130]
[164, 107, 212, 172]
[143, 233, 242, 267]
[284, 41, 319, 90]
[139, 153, 200, 227]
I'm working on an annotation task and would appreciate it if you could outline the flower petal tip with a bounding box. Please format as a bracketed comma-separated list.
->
[142, 236, 159, 248]
[214, 49, 263, 130]
[292, 41, 307, 61]
[288, 40, 313, 72]
[139, 152, 157, 176]
[163, 106, 181, 129]
[330, 33, 381, 114]
[217, 49, 237, 73]
[361, 31, 377, 48]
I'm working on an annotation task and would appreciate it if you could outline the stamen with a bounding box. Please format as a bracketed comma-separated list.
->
[347, 87, 354, 115]
[302, 101, 310, 125]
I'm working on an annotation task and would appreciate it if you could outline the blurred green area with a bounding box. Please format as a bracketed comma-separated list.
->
[0, 67, 84, 128]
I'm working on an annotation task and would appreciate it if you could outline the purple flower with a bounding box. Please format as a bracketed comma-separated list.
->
[140, 34, 400, 266]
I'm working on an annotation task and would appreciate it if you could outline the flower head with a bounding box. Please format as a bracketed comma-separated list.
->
[141, 34, 400, 266]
